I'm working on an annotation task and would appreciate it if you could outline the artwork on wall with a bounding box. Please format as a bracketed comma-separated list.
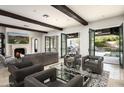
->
[8, 32, 29, 44]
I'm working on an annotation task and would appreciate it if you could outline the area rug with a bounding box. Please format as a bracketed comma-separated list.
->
[87, 71, 110, 87]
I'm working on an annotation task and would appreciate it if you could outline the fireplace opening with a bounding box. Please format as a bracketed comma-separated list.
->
[14, 48, 25, 58]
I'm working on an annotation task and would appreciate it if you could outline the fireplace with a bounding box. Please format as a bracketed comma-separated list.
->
[14, 48, 25, 58]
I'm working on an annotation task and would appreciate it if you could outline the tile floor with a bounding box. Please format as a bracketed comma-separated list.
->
[0, 62, 124, 87]
[0, 67, 9, 87]
[104, 63, 124, 87]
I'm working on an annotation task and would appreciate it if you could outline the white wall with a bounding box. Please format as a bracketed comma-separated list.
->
[0, 27, 45, 56]
[0, 26, 6, 33]
[43, 15, 124, 57]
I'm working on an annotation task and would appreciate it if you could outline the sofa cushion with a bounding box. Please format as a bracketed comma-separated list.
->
[22, 52, 58, 66]
[22, 53, 41, 64]
[14, 61, 33, 69]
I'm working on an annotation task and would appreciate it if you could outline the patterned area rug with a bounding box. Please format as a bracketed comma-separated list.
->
[87, 71, 110, 87]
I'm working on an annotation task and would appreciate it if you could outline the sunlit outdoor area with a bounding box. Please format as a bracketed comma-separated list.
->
[95, 35, 119, 64]
[67, 38, 80, 54]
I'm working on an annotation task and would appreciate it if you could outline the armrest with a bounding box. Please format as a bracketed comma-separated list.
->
[14, 64, 43, 82]
[8, 65, 18, 73]
[66, 75, 83, 87]
[89, 56, 103, 61]
[24, 77, 47, 87]
[90, 56, 103, 64]
[82, 55, 89, 63]
[32, 68, 56, 82]
[14, 62, 33, 69]
[88, 56, 97, 60]
[82, 55, 89, 60]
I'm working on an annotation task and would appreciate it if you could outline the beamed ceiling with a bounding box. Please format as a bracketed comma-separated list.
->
[0, 5, 124, 33]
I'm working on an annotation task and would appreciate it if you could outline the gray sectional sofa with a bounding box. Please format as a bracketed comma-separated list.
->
[22, 52, 58, 66]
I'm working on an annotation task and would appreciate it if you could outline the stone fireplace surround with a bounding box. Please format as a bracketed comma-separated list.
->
[7, 44, 31, 57]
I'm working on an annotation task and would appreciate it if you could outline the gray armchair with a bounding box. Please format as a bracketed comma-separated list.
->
[8, 61, 44, 87]
[24, 68, 83, 87]
[82, 55, 104, 74]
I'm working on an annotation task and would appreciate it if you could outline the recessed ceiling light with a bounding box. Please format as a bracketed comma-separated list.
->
[42, 14, 49, 18]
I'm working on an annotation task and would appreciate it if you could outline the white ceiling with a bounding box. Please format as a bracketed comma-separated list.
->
[0, 5, 124, 32]
[0, 5, 80, 32]
[0, 15, 53, 31]
[68, 5, 124, 22]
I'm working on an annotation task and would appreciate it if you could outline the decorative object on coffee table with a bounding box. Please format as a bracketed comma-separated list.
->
[64, 54, 81, 69]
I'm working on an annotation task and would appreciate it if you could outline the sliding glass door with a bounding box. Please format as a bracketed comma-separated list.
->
[45, 36, 51, 52]
[61, 33, 67, 58]
[119, 24, 124, 68]
[50, 36, 58, 52]
[45, 36, 58, 52]
[89, 29, 95, 56]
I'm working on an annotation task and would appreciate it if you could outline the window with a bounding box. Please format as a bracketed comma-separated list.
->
[45, 36, 58, 52]
[34, 39, 38, 52]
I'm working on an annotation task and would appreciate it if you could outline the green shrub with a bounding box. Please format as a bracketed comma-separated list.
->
[95, 35, 119, 47]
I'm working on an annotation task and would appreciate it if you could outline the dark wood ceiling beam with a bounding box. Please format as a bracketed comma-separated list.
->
[0, 23, 48, 33]
[0, 9, 63, 30]
[52, 5, 88, 25]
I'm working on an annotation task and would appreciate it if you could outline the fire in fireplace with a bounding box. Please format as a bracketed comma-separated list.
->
[14, 48, 25, 58]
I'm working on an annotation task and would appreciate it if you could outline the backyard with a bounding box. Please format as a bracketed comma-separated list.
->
[95, 35, 119, 57]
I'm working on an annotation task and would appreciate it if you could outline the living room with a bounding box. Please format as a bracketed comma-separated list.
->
[0, 2, 124, 91]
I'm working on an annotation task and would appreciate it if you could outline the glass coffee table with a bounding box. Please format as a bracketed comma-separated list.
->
[49, 62, 92, 87]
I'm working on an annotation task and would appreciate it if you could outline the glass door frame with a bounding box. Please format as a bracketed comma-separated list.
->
[89, 28, 95, 56]
[119, 23, 124, 68]
[45, 36, 51, 52]
[61, 33, 67, 58]
[90, 25, 124, 68]
[61, 33, 80, 58]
